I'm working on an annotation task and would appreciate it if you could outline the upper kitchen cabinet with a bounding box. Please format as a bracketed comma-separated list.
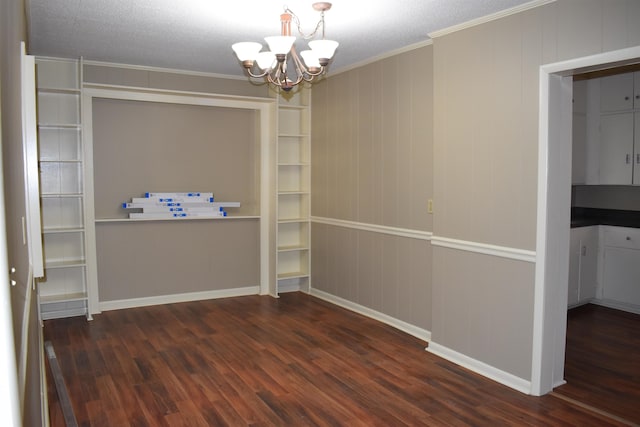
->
[598, 111, 638, 185]
[581, 70, 640, 186]
[599, 72, 638, 112]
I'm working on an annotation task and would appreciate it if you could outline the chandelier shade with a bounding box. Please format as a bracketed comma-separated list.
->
[231, 2, 338, 92]
[264, 36, 296, 56]
[299, 50, 320, 69]
[309, 40, 339, 62]
[231, 42, 262, 62]
[256, 51, 277, 71]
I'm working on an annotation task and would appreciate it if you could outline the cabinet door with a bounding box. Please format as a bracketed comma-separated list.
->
[600, 73, 633, 112]
[602, 246, 640, 306]
[579, 226, 598, 302]
[634, 71, 640, 108]
[599, 112, 633, 184]
[567, 229, 582, 307]
[634, 112, 640, 186]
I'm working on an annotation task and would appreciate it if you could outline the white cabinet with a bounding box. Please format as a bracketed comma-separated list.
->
[567, 226, 598, 307]
[599, 72, 637, 112]
[595, 71, 640, 185]
[598, 112, 637, 184]
[600, 226, 640, 314]
[35, 57, 91, 320]
[276, 90, 311, 294]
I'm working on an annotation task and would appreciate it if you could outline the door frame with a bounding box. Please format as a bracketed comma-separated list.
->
[532, 45, 640, 396]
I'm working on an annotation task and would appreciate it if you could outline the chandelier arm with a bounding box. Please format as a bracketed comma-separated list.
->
[266, 73, 283, 88]
[304, 66, 325, 78]
[245, 68, 270, 79]
[290, 47, 308, 77]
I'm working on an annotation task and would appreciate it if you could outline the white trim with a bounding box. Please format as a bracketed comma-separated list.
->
[82, 84, 274, 108]
[82, 59, 247, 81]
[17, 267, 33, 411]
[428, 0, 555, 39]
[310, 288, 431, 342]
[427, 342, 531, 394]
[431, 236, 536, 263]
[94, 216, 260, 223]
[82, 85, 276, 312]
[99, 286, 260, 312]
[532, 45, 640, 396]
[311, 216, 432, 241]
[20, 47, 44, 278]
[331, 40, 433, 76]
[590, 299, 640, 316]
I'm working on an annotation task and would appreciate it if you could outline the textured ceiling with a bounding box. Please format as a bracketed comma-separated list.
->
[26, 0, 535, 77]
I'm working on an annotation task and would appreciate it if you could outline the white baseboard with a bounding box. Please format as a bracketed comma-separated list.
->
[427, 341, 532, 395]
[309, 288, 431, 342]
[589, 299, 640, 315]
[99, 285, 260, 312]
[554, 378, 567, 388]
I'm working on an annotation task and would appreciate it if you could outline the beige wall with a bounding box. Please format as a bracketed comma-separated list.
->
[96, 220, 259, 301]
[88, 83, 263, 304]
[0, 0, 45, 424]
[312, 47, 433, 231]
[311, 45, 434, 331]
[311, 0, 640, 386]
[431, 0, 640, 381]
[92, 98, 258, 218]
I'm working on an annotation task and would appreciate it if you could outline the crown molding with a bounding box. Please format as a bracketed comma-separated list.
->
[428, 0, 556, 39]
[330, 39, 433, 76]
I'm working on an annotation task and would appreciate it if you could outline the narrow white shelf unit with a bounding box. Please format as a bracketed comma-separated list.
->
[276, 90, 311, 294]
[35, 57, 91, 320]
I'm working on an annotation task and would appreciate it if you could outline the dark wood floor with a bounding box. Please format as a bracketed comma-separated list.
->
[555, 304, 640, 424]
[45, 293, 631, 426]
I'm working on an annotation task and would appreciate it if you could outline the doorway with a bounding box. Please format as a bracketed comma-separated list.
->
[533, 45, 640, 396]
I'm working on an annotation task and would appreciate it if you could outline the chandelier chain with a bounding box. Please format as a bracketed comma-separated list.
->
[284, 6, 325, 40]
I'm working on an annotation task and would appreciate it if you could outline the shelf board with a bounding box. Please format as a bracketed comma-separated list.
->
[45, 260, 86, 269]
[39, 292, 88, 304]
[42, 227, 84, 234]
[278, 105, 308, 110]
[278, 245, 309, 252]
[278, 190, 310, 196]
[278, 133, 308, 138]
[38, 87, 81, 95]
[38, 123, 82, 129]
[40, 193, 84, 198]
[278, 217, 310, 224]
[94, 215, 260, 223]
[39, 159, 82, 164]
[278, 162, 310, 167]
[277, 271, 310, 280]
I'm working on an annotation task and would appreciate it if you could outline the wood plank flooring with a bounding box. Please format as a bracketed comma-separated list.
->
[554, 304, 640, 424]
[44, 293, 631, 426]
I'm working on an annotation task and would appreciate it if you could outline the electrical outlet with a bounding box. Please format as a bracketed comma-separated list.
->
[427, 199, 433, 214]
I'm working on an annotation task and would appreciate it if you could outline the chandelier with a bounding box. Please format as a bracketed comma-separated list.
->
[232, 2, 339, 92]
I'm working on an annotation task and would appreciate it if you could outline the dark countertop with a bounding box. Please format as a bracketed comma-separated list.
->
[571, 207, 640, 229]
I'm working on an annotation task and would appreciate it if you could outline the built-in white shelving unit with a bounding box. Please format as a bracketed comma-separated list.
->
[276, 90, 311, 293]
[36, 57, 91, 320]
